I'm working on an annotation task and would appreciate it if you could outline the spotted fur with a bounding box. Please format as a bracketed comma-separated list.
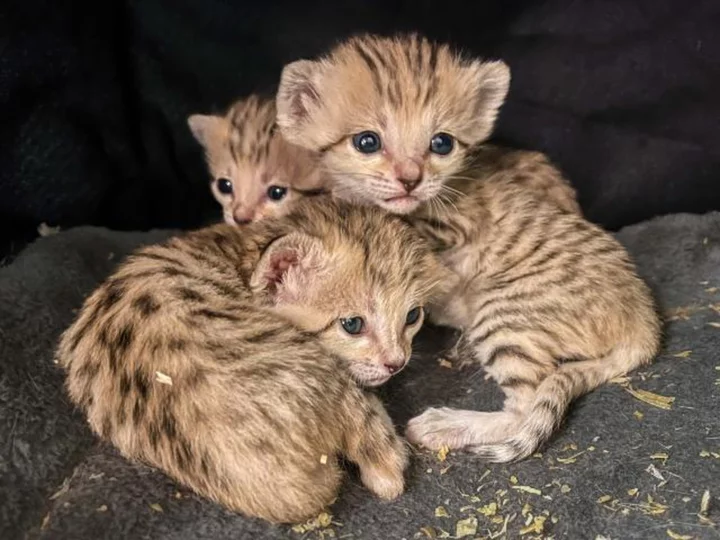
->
[276, 33, 661, 462]
[188, 95, 327, 225]
[56, 198, 446, 522]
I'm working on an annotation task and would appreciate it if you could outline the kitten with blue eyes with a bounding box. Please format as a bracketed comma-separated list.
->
[275, 33, 660, 463]
[188, 95, 327, 225]
[57, 198, 446, 522]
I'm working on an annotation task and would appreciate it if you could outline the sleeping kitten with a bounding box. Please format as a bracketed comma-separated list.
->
[275, 33, 661, 462]
[56, 198, 444, 522]
[188, 94, 326, 225]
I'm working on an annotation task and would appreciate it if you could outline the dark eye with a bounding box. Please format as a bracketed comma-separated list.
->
[216, 178, 233, 195]
[430, 133, 454, 155]
[267, 185, 288, 201]
[352, 131, 382, 154]
[405, 306, 422, 326]
[340, 317, 365, 335]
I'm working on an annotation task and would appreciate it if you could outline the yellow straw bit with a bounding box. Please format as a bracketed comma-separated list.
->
[454, 516, 478, 538]
[622, 385, 675, 410]
[291, 512, 333, 534]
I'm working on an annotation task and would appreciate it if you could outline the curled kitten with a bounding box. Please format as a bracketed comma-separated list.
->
[188, 94, 327, 225]
[276, 33, 661, 462]
[56, 198, 445, 522]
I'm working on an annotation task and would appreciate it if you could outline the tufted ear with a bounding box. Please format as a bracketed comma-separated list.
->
[187, 114, 226, 149]
[276, 60, 326, 148]
[466, 60, 511, 144]
[250, 232, 327, 304]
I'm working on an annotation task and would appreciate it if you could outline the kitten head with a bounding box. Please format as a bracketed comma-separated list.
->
[250, 199, 446, 386]
[276, 34, 510, 214]
[188, 95, 326, 225]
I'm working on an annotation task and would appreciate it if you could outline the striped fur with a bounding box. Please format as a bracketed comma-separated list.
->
[56, 199, 445, 521]
[276, 34, 661, 461]
[188, 95, 327, 225]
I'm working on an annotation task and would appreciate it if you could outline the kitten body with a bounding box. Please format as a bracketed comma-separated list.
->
[276, 34, 661, 462]
[188, 95, 326, 225]
[56, 198, 444, 522]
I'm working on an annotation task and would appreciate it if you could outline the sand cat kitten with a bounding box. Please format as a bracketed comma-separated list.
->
[188, 94, 326, 225]
[56, 198, 444, 522]
[276, 34, 661, 462]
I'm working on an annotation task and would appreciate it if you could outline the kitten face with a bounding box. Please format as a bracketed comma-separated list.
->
[189, 95, 326, 225]
[276, 34, 510, 214]
[251, 202, 445, 386]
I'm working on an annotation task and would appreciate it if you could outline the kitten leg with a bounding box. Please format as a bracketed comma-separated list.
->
[342, 392, 408, 500]
[406, 408, 519, 450]
[407, 340, 554, 452]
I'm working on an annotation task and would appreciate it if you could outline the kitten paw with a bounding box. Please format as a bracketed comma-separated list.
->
[361, 467, 405, 500]
[406, 407, 470, 450]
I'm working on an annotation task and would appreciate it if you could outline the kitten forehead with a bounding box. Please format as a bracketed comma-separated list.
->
[277, 33, 510, 152]
[273, 199, 444, 300]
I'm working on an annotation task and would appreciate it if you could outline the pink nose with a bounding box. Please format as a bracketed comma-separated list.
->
[383, 359, 406, 375]
[395, 160, 423, 193]
[233, 210, 253, 225]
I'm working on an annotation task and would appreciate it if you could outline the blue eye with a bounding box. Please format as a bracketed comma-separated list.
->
[340, 317, 364, 335]
[352, 131, 382, 154]
[430, 133, 454, 155]
[267, 185, 288, 201]
[217, 178, 233, 195]
[406, 306, 422, 325]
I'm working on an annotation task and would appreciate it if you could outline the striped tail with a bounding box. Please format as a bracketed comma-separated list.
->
[470, 344, 654, 462]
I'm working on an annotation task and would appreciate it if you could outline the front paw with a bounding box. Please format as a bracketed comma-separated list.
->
[406, 407, 469, 451]
[360, 445, 407, 501]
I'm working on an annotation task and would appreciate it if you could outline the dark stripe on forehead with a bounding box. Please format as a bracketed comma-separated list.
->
[415, 38, 425, 73]
[428, 41, 439, 73]
[354, 41, 383, 93]
[228, 137, 240, 164]
[367, 40, 391, 71]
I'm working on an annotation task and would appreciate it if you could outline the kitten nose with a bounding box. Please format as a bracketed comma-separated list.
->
[396, 160, 423, 193]
[383, 358, 406, 375]
[400, 178, 421, 193]
[233, 210, 253, 225]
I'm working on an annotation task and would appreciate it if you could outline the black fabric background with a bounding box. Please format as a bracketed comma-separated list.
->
[2, 0, 720, 260]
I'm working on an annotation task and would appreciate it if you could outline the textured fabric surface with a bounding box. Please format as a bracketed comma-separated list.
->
[2, 0, 719, 261]
[1, 212, 719, 539]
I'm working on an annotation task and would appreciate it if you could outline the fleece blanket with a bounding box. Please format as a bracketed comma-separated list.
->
[1, 212, 719, 540]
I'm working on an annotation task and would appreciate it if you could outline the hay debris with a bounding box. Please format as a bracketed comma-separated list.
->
[666, 530, 693, 540]
[512, 485, 542, 496]
[438, 358, 453, 368]
[519, 515, 546, 536]
[155, 371, 173, 386]
[292, 512, 333, 534]
[454, 516, 478, 538]
[435, 506, 450, 518]
[622, 385, 675, 410]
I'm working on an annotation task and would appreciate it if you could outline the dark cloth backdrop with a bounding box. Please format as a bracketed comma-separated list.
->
[2, 0, 719, 260]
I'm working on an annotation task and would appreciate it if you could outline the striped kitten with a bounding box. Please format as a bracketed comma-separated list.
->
[56, 198, 445, 522]
[276, 34, 661, 462]
[188, 94, 326, 225]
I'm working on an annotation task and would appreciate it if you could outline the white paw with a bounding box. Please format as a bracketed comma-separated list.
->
[405, 407, 471, 451]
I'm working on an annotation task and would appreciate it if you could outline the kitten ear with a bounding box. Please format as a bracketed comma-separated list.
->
[250, 232, 327, 303]
[187, 114, 226, 148]
[276, 60, 324, 147]
[467, 60, 511, 142]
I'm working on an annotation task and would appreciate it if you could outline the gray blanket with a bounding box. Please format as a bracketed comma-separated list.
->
[1, 213, 719, 539]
